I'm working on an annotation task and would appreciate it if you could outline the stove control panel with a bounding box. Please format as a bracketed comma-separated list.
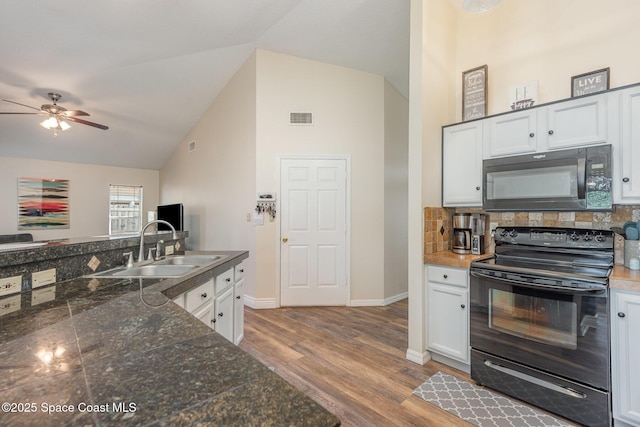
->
[494, 227, 613, 249]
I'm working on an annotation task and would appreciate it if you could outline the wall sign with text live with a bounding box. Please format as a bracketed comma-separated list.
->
[571, 67, 610, 97]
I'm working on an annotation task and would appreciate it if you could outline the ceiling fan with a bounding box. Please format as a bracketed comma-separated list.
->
[0, 92, 109, 135]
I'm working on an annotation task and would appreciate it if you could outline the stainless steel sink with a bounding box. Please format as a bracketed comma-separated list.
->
[91, 264, 199, 279]
[154, 255, 226, 266]
[88, 254, 226, 279]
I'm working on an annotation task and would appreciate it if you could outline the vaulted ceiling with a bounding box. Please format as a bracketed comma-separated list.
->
[0, 0, 410, 170]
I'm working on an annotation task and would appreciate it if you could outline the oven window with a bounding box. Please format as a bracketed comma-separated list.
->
[488, 289, 577, 349]
[486, 165, 578, 200]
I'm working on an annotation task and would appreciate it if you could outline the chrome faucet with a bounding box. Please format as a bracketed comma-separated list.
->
[138, 220, 177, 263]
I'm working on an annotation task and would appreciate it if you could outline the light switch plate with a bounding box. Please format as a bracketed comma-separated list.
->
[32, 268, 56, 288]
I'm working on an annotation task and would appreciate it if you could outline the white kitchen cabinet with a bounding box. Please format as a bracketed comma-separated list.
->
[611, 289, 640, 427]
[172, 260, 247, 345]
[613, 86, 640, 204]
[213, 286, 234, 342]
[233, 262, 245, 345]
[542, 93, 608, 150]
[426, 265, 469, 369]
[483, 109, 538, 158]
[442, 121, 483, 207]
[483, 92, 608, 158]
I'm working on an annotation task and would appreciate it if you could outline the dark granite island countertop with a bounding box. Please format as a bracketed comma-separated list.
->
[0, 251, 340, 427]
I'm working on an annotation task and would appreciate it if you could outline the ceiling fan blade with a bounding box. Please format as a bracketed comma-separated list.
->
[0, 112, 39, 114]
[65, 116, 109, 130]
[2, 99, 42, 112]
[62, 110, 90, 117]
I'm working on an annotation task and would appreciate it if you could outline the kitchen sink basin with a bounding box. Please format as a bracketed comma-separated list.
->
[88, 254, 227, 279]
[91, 264, 199, 279]
[154, 255, 226, 266]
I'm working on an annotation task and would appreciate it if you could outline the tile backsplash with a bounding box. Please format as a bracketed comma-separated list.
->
[424, 205, 640, 259]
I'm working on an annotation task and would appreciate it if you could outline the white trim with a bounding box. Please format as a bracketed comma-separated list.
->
[350, 293, 408, 307]
[276, 154, 352, 307]
[243, 295, 278, 309]
[406, 348, 431, 365]
[430, 352, 470, 374]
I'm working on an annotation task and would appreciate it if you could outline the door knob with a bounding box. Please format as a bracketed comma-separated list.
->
[282, 237, 288, 242]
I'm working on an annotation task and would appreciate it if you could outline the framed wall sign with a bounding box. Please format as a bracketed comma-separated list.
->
[571, 67, 610, 97]
[462, 65, 488, 121]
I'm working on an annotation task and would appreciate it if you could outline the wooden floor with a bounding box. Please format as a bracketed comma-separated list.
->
[238, 299, 473, 426]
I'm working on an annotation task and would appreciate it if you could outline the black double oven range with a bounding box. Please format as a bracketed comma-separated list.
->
[470, 226, 613, 427]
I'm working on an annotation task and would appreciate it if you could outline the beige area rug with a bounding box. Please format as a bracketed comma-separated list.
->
[413, 372, 573, 427]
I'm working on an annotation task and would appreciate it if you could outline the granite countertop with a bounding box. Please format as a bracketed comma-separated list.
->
[0, 251, 340, 427]
[424, 250, 493, 269]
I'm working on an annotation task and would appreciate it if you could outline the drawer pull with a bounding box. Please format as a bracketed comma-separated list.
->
[218, 312, 224, 317]
[225, 278, 231, 282]
[618, 312, 626, 318]
[529, 132, 535, 138]
[211, 319, 216, 324]
[443, 274, 448, 279]
[623, 177, 630, 183]
[201, 293, 207, 298]
[236, 295, 241, 300]
[239, 269, 244, 273]
[461, 304, 466, 309]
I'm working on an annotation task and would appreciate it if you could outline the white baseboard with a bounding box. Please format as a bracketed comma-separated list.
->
[243, 295, 278, 309]
[406, 348, 431, 365]
[350, 291, 408, 307]
[430, 352, 470, 374]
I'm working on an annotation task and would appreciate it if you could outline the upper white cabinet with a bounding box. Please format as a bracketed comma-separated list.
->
[483, 109, 538, 158]
[482, 92, 608, 159]
[442, 121, 483, 207]
[613, 86, 640, 204]
[543, 94, 608, 150]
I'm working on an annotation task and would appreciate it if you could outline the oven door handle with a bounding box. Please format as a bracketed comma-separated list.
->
[470, 270, 607, 295]
[483, 360, 587, 399]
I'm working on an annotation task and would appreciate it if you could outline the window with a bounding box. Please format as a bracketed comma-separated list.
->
[109, 185, 143, 235]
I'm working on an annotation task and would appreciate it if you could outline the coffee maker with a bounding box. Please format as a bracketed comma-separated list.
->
[452, 213, 485, 255]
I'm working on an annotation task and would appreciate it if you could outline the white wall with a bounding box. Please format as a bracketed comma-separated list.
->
[0, 156, 159, 240]
[255, 50, 387, 303]
[454, 0, 640, 119]
[160, 53, 257, 296]
[384, 80, 409, 301]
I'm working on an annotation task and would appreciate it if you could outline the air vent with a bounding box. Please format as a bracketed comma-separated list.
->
[188, 140, 196, 152]
[289, 112, 313, 125]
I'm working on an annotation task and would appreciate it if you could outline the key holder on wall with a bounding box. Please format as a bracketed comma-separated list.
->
[256, 192, 276, 220]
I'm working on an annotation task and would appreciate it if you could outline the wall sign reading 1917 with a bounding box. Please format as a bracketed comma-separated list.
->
[462, 65, 488, 121]
[571, 67, 610, 97]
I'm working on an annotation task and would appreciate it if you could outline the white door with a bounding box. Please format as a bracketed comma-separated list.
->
[280, 158, 347, 306]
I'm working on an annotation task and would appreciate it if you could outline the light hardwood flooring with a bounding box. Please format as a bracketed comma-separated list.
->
[238, 299, 473, 426]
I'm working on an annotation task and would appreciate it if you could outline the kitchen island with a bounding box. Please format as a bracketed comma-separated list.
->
[0, 251, 340, 426]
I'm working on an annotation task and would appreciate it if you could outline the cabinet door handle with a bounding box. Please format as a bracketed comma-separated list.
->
[225, 278, 231, 282]
[475, 186, 481, 191]
[236, 295, 241, 300]
[623, 177, 630, 183]
[211, 319, 216, 324]
[239, 269, 244, 273]
[548, 130, 554, 135]
[618, 312, 626, 318]
[218, 312, 224, 317]
[201, 293, 207, 298]
[461, 304, 466, 309]
[443, 274, 448, 279]
[529, 132, 535, 138]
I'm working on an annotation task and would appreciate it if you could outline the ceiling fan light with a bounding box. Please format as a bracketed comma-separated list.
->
[58, 119, 70, 131]
[40, 116, 59, 130]
[463, 0, 502, 13]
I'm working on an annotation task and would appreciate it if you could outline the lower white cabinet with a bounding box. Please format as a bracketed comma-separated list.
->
[612, 289, 640, 427]
[172, 260, 246, 345]
[426, 264, 469, 367]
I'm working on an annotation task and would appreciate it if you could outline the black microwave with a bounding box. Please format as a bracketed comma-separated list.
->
[483, 144, 612, 211]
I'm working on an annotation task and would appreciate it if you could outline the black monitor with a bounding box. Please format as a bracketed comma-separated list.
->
[157, 203, 184, 231]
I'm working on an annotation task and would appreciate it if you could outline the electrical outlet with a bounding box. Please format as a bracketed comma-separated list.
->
[0, 275, 22, 297]
[165, 245, 174, 256]
[246, 213, 252, 222]
[490, 222, 499, 237]
[32, 268, 56, 288]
